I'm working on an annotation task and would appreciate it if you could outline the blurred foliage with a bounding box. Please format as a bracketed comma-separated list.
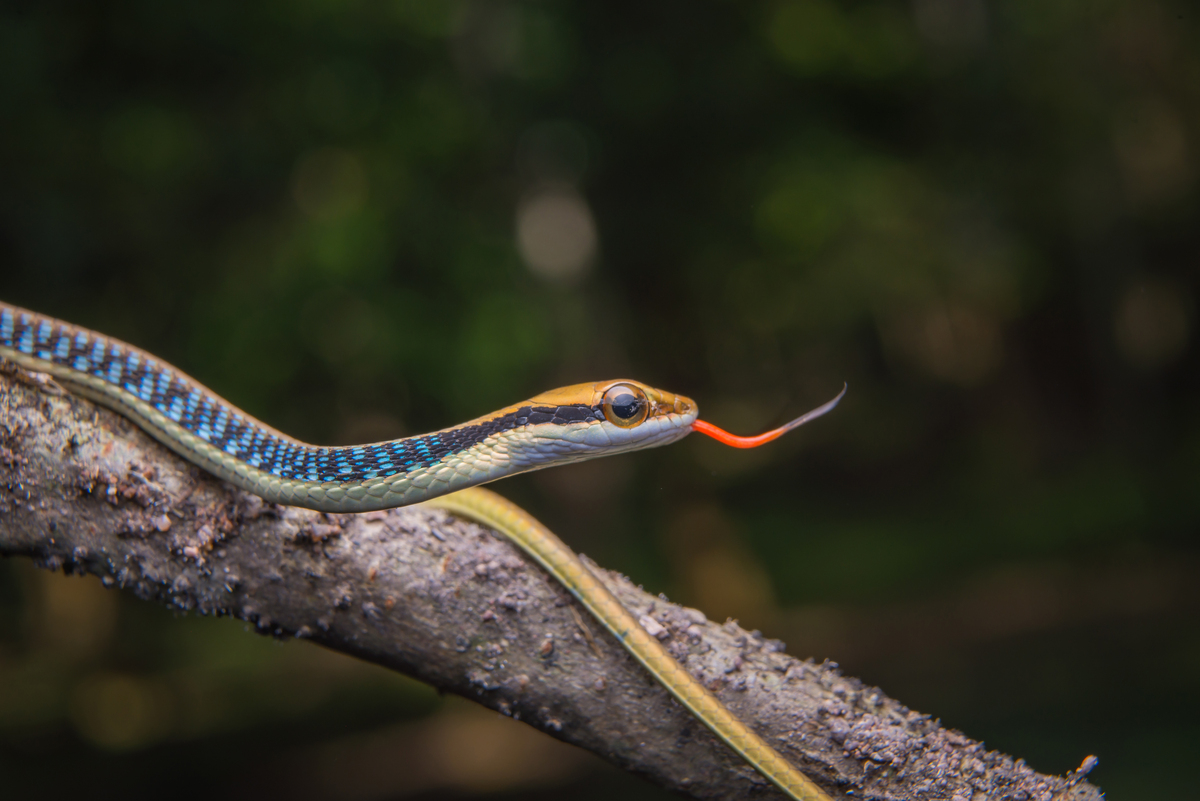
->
[2, 0, 1199, 798]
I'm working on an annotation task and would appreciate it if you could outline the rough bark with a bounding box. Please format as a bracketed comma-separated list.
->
[0, 367, 1103, 801]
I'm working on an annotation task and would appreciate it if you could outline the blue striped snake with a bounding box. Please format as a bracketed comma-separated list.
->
[0, 301, 842, 801]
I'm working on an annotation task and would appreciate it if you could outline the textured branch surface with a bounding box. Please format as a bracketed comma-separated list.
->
[0, 369, 1103, 801]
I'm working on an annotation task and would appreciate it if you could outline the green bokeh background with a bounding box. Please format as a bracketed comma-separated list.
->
[2, 1, 1197, 798]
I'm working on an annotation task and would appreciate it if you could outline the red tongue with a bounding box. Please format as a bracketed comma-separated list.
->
[691, 384, 846, 449]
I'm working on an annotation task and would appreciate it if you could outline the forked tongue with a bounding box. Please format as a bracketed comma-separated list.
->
[691, 384, 846, 449]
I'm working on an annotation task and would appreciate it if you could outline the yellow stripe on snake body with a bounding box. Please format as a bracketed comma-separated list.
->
[0, 301, 832, 801]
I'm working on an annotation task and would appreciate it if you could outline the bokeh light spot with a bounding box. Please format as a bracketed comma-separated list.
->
[665, 505, 776, 628]
[882, 302, 1004, 386]
[71, 673, 173, 751]
[515, 187, 597, 282]
[1114, 278, 1192, 370]
[1112, 98, 1194, 207]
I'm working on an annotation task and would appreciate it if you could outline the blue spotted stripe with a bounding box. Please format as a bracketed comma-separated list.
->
[2, 302, 602, 484]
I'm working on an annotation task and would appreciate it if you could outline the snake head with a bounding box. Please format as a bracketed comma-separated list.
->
[521, 379, 698, 455]
[490, 379, 842, 475]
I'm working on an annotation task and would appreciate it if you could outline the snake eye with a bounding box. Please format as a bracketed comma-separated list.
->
[602, 384, 649, 428]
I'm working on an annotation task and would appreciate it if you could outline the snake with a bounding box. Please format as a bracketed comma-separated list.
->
[0, 300, 842, 801]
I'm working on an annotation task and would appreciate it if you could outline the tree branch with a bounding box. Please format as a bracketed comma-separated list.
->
[0, 368, 1102, 801]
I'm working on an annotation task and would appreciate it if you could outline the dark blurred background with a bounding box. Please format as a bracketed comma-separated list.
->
[1, 1, 1197, 798]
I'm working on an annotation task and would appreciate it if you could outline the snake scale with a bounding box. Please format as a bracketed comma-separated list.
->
[0, 300, 842, 801]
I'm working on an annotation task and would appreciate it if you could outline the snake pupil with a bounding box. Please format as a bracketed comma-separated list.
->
[612, 394, 640, 419]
